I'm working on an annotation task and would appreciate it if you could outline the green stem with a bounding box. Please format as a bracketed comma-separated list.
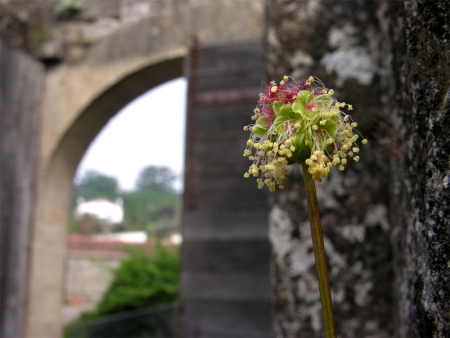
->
[301, 162, 337, 338]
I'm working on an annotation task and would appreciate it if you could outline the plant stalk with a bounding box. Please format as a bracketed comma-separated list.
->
[301, 162, 337, 338]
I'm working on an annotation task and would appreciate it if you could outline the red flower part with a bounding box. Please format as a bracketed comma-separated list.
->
[264, 84, 278, 102]
[257, 95, 274, 122]
[277, 83, 299, 104]
[306, 101, 316, 111]
[262, 107, 275, 124]
[298, 80, 311, 91]
[313, 88, 323, 96]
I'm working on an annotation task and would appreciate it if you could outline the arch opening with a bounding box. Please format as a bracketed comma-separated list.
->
[64, 77, 187, 324]
[27, 57, 185, 336]
[74, 77, 187, 193]
[51, 56, 185, 182]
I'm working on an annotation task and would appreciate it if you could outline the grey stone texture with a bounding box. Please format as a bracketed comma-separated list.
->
[1, 1, 267, 337]
[266, 0, 449, 337]
[1, 0, 265, 65]
[389, 1, 450, 336]
[1, 0, 448, 336]
[65, 257, 118, 310]
[0, 39, 44, 338]
[180, 42, 272, 337]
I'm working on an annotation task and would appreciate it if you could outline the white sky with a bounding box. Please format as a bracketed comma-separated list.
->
[74, 77, 187, 192]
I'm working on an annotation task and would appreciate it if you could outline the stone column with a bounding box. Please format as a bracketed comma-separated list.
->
[388, 1, 450, 336]
[0, 39, 44, 338]
[265, 0, 449, 337]
[265, 1, 396, 336]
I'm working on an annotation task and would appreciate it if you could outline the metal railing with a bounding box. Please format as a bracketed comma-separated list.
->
[64, 302, 179, 338]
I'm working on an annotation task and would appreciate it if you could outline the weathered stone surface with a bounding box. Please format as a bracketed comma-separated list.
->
[266, 0, 449, 337]
[0, 40, 44, 338]
[180, 41, 272, 337]
[387, 1, 450, 336]
[1, 2, 266, 337]
[266, 1, 395, 336]
[2, 0, 447, 337]
[65, 257, 118, 309]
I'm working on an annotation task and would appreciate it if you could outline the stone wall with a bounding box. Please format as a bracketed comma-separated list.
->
[1, 1, 267, 337]
[1, 0, 264, 66]
[388, 1, 449, 336]
[64, 257, 118, 311]
[180, 41, 271, 337]
[265, 0, 449, 337]
[2, 0, 447, 336]
[0, 40, 44, 337]
[63, 236, 164, 322]
[0, 40, 44, 338]
[0, 0, 177, 64]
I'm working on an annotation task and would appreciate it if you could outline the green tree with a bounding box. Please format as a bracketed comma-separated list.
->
[69, 171, 120, 233]
[123, 190, 179, 234]
[122, 166, 180, 234]
[95, 246, 180, 314]
[74, 170, 119, 201]
[135, 166, 177, 193]
[65, 246, 180, 338]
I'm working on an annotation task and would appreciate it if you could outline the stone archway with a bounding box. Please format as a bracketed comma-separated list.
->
[26, 57, 184, 337]
[25, 2, 264, 337]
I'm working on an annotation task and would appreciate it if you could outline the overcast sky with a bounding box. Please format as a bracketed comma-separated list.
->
[75, 77, 187, 192]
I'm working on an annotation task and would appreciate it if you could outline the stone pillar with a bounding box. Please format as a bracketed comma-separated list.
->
[0, 40, 44, 338]
[180, 41, 273, 337]
[388, 1, 450, 336]
[265, 1, 396, 336]
[265, 0, 449, 337]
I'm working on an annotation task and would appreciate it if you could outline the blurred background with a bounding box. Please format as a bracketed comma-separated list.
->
[1, 1, 448, 338]
[2, 1, 269, 337]
[64, 79, 186, 336]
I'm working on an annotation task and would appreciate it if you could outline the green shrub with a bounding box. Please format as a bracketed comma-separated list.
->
[66, 245, 180, 337]
[94, 245, 179, 316]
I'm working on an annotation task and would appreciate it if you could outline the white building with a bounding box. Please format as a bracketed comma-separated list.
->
[74, 197, 124, 225]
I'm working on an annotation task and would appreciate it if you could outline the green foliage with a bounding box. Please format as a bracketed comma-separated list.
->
[69, 171, 120, 234]
[135, 166, 177, 193]
[93, 245, 180, 316]
[65, 246, 180, 338]
[65, 303, 179, 338]
[87, 245, 179, 315]
[72, 171, 119, 205]
[70, 166, 181, 235]
[123, 189, 179, 234]
[121, 166, 181, 234]
[55, 0, 84, 18]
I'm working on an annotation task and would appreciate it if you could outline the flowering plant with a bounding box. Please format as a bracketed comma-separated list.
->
[244, 76, 367, 191]
[243, 76, 368, 338]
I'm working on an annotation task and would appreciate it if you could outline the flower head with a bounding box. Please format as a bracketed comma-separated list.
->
[243, 76, 367, 192]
